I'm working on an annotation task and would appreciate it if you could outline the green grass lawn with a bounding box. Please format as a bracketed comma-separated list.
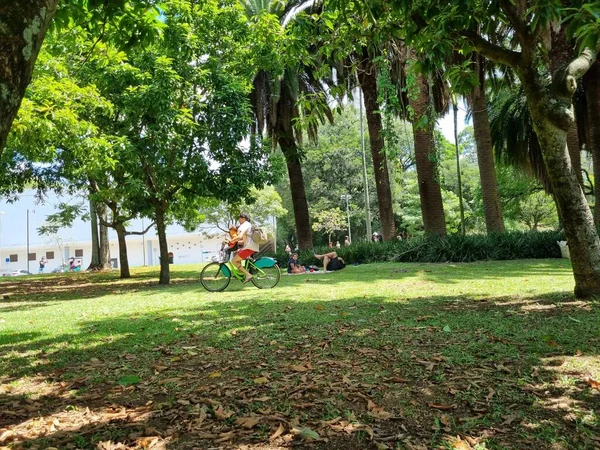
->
[1, 259, 599, 450]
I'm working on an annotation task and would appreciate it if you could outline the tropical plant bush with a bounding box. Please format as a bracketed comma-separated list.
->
[268, 230, 564, 267]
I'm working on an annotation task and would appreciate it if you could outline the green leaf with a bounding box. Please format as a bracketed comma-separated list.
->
[292, 426, 320, 441]
[443, 325, 451, 332]
[118, 375, 141, 386]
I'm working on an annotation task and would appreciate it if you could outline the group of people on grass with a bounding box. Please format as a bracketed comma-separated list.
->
[221, 213, 347, 282]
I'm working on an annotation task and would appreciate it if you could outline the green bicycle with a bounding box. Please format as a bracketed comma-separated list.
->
[200, 254, 281, 292]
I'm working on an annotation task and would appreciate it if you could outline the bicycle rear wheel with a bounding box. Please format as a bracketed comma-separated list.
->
[251, 264, 281, 289]
[200, 262, 231, 292]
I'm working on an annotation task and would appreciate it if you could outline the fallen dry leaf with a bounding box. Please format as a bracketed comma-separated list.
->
[137, 436, 161, 449]
[158, 377, 181, 385]
[367, 399, 393, 420]
[213, 404, 234, 420]
[585, 377, 599, 390]
[253, 376, 269, 385]
[235, 416, 260, 429]
[270, 423, 286, 441]
[452, 438, 471, 450]
[427, 403, 456, 411]
[214, 431, 235, 443]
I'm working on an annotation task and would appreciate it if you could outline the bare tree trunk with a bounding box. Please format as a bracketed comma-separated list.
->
[87, 198, 101, 270]
[0, 0, 58, 153]
[114, 223, 131, 278]
[409, 71, 446, 236]
[584, 61, 600, 224]
[276, 83, 313, 249]
[357, 52, 396, 241]
[468, 55, 505, 233]
[155, 205, 170, 285]
[98, 203, 111, 269]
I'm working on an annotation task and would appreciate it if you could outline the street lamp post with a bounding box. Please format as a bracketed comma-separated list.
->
[340, 194, 352, 244]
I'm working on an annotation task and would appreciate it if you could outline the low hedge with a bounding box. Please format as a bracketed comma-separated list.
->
[267, 230, 565, 267]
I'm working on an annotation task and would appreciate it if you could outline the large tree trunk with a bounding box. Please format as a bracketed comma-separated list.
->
[522, 54, 600, 298]
[550, 27, 583, 187]
[155, 205, 170, 285]
[0, 0, 58, 153]
[280, 138, 313, 249]
[114, 223, 131, 278]
[409, 71, 446, 236]
[584, 61, 600, 224]
[357, 52, 396, 241]
[98, 203, 112, 269]
[87, 198, 101, 270]
[467, 55, 505, 233]
[275, 83, 313, 249]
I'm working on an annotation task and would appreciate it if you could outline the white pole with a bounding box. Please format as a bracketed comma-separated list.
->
[346, 196, 351, 244]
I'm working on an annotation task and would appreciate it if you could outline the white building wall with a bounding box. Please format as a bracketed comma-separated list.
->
[0, 191, 226, 272]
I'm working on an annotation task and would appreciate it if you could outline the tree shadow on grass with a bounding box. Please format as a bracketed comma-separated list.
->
[1, 287, 599, 449]
[0, 259, 576, 309]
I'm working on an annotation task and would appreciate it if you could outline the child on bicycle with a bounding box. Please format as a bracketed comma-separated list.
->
[220, 225, 239, 261]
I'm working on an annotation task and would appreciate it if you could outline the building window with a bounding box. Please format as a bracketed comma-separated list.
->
[9, 254, 18, 262]
[46, 251, 55, 260]
[75, 249, 83, 257]
[28, 253, 36, 261]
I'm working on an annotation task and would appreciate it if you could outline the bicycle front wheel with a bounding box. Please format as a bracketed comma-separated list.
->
[251, 264, 281, 289]
[200, 262, 231, 292]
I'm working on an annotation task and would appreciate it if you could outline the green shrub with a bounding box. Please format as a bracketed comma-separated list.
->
[266, 230, 564, 267]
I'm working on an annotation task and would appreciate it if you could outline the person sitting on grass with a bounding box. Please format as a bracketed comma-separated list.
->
[287, 253, 306, 274]
[314, 251, 346, 272]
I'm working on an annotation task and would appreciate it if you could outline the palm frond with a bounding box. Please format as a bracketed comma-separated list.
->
[488, 85, 552, 192]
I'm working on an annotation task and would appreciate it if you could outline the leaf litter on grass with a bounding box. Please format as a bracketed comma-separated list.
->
[2, 263, 600, 449]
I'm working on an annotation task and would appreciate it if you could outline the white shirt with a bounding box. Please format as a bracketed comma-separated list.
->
[238, 221, 260, 252]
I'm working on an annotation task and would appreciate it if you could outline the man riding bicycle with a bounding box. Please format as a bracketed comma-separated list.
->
[231, 213, 260, 284]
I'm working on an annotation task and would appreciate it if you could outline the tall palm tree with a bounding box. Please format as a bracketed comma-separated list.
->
[466, 54, 505, 233]
[356, 49, 396, 241]
[389, 45, 449, 236]
[243, 0, 332, 249]
[409, 66, 448, 236]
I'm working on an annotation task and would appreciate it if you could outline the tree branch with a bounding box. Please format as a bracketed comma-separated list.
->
[499, 0, 534, 53]
[460, 30, 521, 69]
[552, 47, 597, 98]
[125, 221, 155, 236]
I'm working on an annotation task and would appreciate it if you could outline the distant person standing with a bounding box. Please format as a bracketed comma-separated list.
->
[39, 257, 47, 274]
[336, 241, 341, 248]
[344, 236, 350, 246]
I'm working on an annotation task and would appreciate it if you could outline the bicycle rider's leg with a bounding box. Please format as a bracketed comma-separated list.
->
[233, 250, 252, 282]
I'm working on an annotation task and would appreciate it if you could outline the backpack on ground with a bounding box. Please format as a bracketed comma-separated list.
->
[251, 226, 269, 245]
